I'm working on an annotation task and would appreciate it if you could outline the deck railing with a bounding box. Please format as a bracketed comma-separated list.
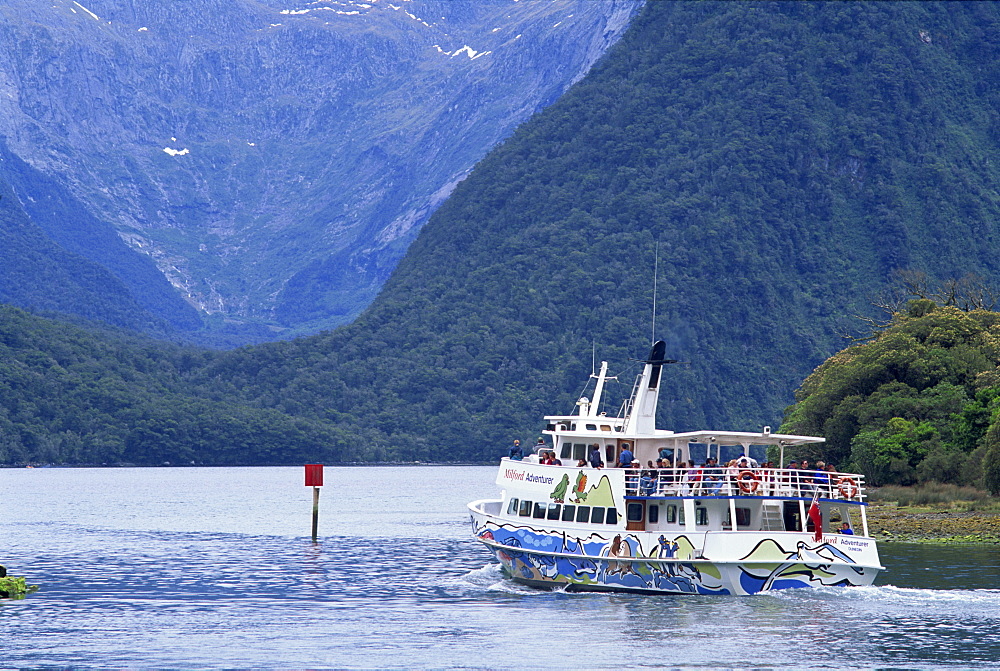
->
[622, 467, 866, 501]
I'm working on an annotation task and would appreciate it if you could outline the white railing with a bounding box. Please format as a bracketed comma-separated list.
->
[621, 467, 866, 501]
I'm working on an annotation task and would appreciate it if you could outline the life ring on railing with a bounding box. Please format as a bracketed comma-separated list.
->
[737, 470, 760, 494]
[837, 477, 859, 499]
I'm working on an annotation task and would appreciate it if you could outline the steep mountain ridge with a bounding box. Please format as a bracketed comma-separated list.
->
[0, 0, 640, 340]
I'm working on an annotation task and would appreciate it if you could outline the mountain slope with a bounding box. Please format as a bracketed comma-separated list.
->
[0, 178, 176, 335]
[194, 0, 1000, 460]
[0, 0, 639, 339]
[5, 1, 1000, 467]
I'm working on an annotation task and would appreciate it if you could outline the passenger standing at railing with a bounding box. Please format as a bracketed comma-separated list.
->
[786, 460, 800, 495]
[725, 459, 740, 495]
[588, 444, 604, 469]
[800, 460, 814, 494]
[814, 461, 830, 496]
[617, 444, 635, 468]
[661, 459, 676, 485]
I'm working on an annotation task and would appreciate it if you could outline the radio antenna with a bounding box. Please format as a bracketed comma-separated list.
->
[652, 240, 659, 344]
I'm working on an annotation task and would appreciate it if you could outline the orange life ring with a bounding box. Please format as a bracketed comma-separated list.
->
[837, 477, 858, 499]
[738, 470, 760, 493]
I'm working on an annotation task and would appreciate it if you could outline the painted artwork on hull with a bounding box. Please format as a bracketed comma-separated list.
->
[474, 521, 870, 596]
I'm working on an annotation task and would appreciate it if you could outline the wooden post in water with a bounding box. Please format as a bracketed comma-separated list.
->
[304, 464, 324, 542]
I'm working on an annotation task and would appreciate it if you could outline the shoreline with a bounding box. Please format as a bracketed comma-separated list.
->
[865, 502, 1000, 544]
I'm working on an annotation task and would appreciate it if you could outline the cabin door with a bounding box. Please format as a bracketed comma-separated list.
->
[626, 501, 646, 531]
[782, 501, 801, 531]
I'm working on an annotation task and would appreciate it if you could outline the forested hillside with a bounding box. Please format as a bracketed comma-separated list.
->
[4, 1, 1000, 467]
[781, 297, 1000, 495]
[0, 306, 353, 465]
[193, 1, 1000, 460]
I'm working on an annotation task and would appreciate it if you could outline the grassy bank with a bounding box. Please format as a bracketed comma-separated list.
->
[864, 484, 1000, 544]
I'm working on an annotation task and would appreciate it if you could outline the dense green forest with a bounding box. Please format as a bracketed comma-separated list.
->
[0, 306, 355, 465]
[781, 295, 1000, 495]
[4, 2, 1000, 467]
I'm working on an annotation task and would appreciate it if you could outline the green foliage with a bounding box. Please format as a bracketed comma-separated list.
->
[983, 424, 1000, 496]
[0, 575, 36, 599]
[784, 301, 1000, 487]
[0, 305, 350, 466]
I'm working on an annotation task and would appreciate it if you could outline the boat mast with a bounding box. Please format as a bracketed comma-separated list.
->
[589, 361, 609, 418]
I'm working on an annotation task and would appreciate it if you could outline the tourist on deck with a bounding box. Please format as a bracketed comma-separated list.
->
[509, 440, 523, 461]
[724, 459, 740, 494]
[785, 460, 799, 495]
[838, 522, 854, 535]
[550, 452, 562, 466]
[813, 461, 830, 496]
[576, 459, 587, 467]
[799, 460, 814, 494]
[533, 437, 547, 455]
[588, 444, 604, 469]
[617, 444, 634, 468]
[639, 471, 656, 496]
[703, 457, 723, 494]
[683, 461, 701, 494]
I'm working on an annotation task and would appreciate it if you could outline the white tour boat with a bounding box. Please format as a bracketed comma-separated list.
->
[468, 341, 884, 595]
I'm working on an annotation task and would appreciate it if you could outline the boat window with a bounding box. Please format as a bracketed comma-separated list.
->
[547, 503, 561, 520]
[533, 503, 546, 519]
[659, 448, 675, 462]
[576, 506, 591, 523]
[695, 506, 709, 526]
[519, 500, 532, 517]
[605, 446, 615, 464]
[626, 502, 644, 522]
[590, 507, 605, 524]
[605, 508, 618, 524]
[679, 506, 685, 525]
[648, 504, 659, 524]
[585, 423, 597, 431]
[507, 498, 519, 515]
[562, 505, 576, 522]
[560, 443, 572, 459]
[665, 504, 677, 523]
[724, 507, 752, 527]
[571, 423, 576, 431]
[600, 425, 612, 431]
[573, 443, 587, 461]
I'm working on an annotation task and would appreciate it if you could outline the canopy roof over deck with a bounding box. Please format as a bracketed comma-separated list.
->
[661, 430, 824, 447]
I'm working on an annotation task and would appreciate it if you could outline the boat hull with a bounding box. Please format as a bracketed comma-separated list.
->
[470, 501, 881, 596]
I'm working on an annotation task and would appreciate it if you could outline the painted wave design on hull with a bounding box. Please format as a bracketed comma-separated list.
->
[476, 521, 870, 595]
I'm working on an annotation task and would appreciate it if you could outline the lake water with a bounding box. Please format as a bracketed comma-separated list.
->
[2, 466, 998, 669]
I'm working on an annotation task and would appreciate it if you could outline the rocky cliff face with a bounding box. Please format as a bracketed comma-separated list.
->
[0, 0, 639, 341]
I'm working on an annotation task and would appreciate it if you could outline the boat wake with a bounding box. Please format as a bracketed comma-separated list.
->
[454, 563, 574, 595]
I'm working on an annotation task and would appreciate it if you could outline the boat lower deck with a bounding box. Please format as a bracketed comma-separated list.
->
[470, 498, 883, 596]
